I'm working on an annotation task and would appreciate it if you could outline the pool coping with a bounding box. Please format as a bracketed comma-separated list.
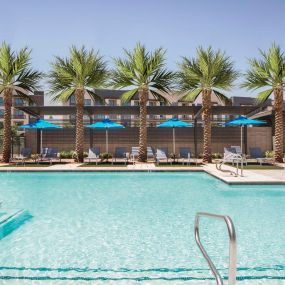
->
[0, 165, 285, 185]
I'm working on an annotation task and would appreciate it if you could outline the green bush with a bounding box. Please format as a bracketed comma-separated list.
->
[59, 151, 88, 159]
[99, 153, 112, 161]
[211, 153, 222, 159]
[31, 154, 40, 162]
[59, 151, 73, 159]
[265, 150, 274, 158]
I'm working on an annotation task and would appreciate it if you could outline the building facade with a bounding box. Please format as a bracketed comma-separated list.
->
[0, 91, 44, 128]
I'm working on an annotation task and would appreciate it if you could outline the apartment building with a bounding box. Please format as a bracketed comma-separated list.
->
[13, 89, 271, 128]
[0, 91, 44, 128]
[61, 89, 197, 127]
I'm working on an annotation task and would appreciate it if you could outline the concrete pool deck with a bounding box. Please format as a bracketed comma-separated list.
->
[0, 162, 284, 185]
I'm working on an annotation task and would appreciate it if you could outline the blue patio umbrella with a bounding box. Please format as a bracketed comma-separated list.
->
[86, 119, 125, 153]
[157, 118, 193, 155]
[224, 116, 266, 153]
[20, 119, 62, 154]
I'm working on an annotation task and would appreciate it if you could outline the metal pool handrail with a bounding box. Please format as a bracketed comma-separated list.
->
[194, 212, 237, 285]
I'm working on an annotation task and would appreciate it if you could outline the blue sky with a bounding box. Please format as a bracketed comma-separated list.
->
[1, 0, 285, 97]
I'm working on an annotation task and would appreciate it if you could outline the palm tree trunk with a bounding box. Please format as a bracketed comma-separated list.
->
[2, 89, 12, 163]
[138, 87, 148, 162]
[274, 88, 283, 162]
[202, 89, 212, 163]
[75, 89, 84, 163]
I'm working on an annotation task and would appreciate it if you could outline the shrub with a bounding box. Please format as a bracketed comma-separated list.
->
[99, 153, 112, 161]
[59, 150, 87, 159]
[265, 150, 274, 158]
[31, 154, 40, 162]
[211, 153, 222, 159]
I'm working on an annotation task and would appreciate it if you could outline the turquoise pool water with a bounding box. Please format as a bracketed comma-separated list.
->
[0, 172, 284, 284]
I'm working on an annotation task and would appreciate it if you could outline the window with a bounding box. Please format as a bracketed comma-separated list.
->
[0, 97, 3, 106]
[109, 114, 118, 120]
[95, 100, 103, 106]
[108, 99, 117, 106]
[70, 94, 76, 105]
[14, 110, 25, 118]
[95, 114, 105, 119]
[121, 114, 131, 120]
[133, 100, 139, 106]
[0, 109, 4, 117]
[84, 99, 91, 106]
[148, 101, 156, 106]
[14, 98, 24, 106]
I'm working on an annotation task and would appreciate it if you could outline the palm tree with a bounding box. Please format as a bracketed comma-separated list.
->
[242, 44, 285, 163]
[48, 46, 108, 162]
[110, 43, 174, 162]
[177, 47, 238, 163]
[0, 42, 41, 163]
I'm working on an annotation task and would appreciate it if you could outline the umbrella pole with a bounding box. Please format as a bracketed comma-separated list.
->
[240, 125, 243, 154]
[106, 128, 108, 154]
[173, 127, 175, 157]
[41, 129, 43, 155]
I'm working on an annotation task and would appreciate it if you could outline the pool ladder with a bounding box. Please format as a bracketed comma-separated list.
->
[195, 212, 237, 285]
[216, 156, 244, 177]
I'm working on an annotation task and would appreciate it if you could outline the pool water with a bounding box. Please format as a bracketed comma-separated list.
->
[0, 172, 284, 284]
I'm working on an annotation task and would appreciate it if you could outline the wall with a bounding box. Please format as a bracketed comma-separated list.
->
[25, 126, 273, 155]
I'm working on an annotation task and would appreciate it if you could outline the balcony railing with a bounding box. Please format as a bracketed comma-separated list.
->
[12, 114, 26, 119]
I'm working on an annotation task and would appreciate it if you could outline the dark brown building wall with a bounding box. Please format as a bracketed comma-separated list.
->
[24, 126, 272, 156]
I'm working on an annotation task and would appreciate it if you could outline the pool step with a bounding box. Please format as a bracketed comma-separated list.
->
[0, 209, 32, 239]
[0, 266, 283, 283]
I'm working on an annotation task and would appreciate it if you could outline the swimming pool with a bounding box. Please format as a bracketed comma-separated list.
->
[0, 172, 284, 284]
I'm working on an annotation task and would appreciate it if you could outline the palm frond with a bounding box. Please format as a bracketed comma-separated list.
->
[48, 45, 108, 102]
[121, 88, 138, 103]
[13, 90, 35, 104]
[213, 89, 231, 105]
[150, 90, 170, 104]
[85, 88, 104, 104]
[255, 88, 274, 104]
[51, 88, 75, 102]
[110, 43, 174, 97]
[243, 43, 285, 91]
[177, 46, 238, 98]
[182, 88, 202, 102]
[0, 42, 41, 96]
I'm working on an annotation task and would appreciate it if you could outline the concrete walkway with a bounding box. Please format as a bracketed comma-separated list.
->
[127, 163, 156, 170]
[204, 163, 285, 184]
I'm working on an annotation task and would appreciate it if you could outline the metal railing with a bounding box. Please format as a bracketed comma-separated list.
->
[194, 212, 237, 285]
[216, 154, 244, 177]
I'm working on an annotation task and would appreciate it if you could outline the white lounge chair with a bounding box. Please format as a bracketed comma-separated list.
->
[10, 148, 32, 165]
[155, 148, 173, 165]
[85, 147, 100, 164]
[147, 147, 154, 159]
[223, 147, 243, 165]
[130, 146, 154, 163]
[231, 146, 248, 165]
